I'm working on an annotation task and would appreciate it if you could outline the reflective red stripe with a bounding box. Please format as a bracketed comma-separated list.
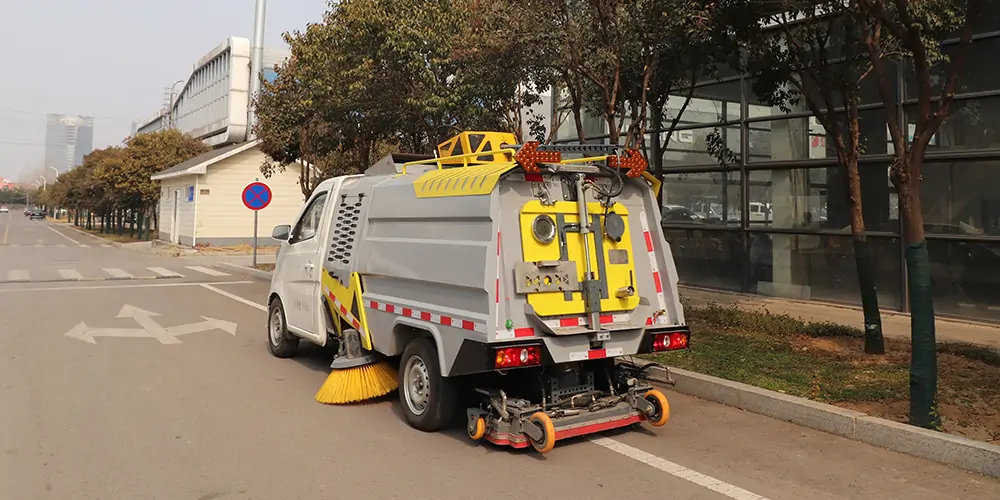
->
[462, 320, 475, 330]
[514, 328, 535, 338]
[559, 317, 578, 327]
[588, 349, 607, 359]
[644, 231, 654, 252]
[440, 316, 453, 326]
[402, 307, 412, 317]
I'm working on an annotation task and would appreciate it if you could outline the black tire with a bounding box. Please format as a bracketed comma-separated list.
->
[267, 297, 299, 358]
[398, 336, 457, 432]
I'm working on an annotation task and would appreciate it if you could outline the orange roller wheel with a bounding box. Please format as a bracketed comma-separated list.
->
[643, 389, 670, 427]
[528, 412, 556, 454]
[468, 416, 487, 441]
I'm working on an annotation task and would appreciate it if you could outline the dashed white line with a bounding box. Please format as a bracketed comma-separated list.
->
[46, 225, 80, 245]
[0, 280, 253, 293]
[589, 437, 771, 500]
[186, 265, 230, 277]
[100, 244, 112, 248]
[79, 244, 90, 248]
[58, 269, 85, 280]
[7, 270, 29, 281]
[147, 267, 184, 278]
[103, 268, 134, 279]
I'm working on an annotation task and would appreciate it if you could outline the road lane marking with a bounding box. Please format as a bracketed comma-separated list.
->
[79, 244, 90, 248]
[186, 265, 229, 277]
[200, 284, 267, 312]
[57, 244, 67, 248]
[0, 280, 253, 293]
[589, 437, 770, 500]
[101, 244, 112, 248]
[103, 268, 134, 279]
[147, 267, 184, 278]
[7, 270, 29, 281]
[58, 269, 85, 280]
[47, 225, 80, 245]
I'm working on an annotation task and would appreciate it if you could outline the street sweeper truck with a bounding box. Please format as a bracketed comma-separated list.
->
[266, 131, 691, 453]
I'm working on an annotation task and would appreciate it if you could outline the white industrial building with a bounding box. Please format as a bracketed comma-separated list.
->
[137, 36, 303, 246]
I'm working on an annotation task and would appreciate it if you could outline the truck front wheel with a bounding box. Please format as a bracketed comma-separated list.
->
[399, 336, 457, 432]
[267, 297, 299, 358]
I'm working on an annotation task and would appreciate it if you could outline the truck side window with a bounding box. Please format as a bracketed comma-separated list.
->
[290, 191, 328, 244]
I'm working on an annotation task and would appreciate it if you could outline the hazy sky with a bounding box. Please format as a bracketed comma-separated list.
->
[0, 0, 329, 182]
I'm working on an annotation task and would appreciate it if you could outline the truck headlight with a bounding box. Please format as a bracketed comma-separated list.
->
[531, 214, 556, 244]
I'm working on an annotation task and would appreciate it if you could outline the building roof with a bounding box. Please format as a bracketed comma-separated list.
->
[150, 139, 261, 181]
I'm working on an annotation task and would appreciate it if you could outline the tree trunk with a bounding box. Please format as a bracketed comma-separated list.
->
[649, 105, 664, 207]
[845, 157, 885, 354]
[898, 156, 939, 429]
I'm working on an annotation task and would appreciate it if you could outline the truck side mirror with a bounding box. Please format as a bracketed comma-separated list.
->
[272, 224, 291, 241]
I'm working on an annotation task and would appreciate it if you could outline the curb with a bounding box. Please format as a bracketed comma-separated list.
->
[635, 360, 1000, 478]
[214, 262, 274, 281]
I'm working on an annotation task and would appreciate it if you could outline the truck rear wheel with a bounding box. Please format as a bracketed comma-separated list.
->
[399, 337, 456, 432]
[267, 297, 299, 358]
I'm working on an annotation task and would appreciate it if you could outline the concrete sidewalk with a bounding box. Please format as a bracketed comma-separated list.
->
[680, 285, 1000, 350]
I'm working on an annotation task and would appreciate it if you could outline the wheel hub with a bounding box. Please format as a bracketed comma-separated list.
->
[269, 308, 283, 346]
[404, 355, 430, 416]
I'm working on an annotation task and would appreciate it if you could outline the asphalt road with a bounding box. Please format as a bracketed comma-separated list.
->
[1, 214, 998, 500]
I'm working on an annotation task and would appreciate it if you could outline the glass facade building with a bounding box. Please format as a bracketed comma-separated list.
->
[44, 114, 95, 173]
[551, 14, 1000, 324]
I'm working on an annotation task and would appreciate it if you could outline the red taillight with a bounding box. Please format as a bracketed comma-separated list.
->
[652, 332, 689, 352]
[494, 345, 542, 369]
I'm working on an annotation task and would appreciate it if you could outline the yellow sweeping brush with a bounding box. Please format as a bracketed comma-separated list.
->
[316, 329, 399, 405]
[316, 360, 397, 404]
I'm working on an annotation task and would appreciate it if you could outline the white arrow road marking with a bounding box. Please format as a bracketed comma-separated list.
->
[64, 304, 240, 344]
[167, 317, 238, 337]
[117, 305, 179, 344]
[64, 322, 151, 345]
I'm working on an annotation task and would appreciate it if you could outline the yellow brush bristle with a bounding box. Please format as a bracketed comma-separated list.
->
[315, 360, 399, 404]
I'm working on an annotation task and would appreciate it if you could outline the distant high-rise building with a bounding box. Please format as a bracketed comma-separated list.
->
[44, 114, 95, 172]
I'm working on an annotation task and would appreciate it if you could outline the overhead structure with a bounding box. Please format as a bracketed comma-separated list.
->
[135, 37, 288, 148]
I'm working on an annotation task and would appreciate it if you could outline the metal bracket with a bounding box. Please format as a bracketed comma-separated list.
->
[514, 261, 579, 293]
[329, 328, 379, 370]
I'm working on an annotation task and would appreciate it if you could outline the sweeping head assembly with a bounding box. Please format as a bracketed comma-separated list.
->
[316, 328, 398, 405]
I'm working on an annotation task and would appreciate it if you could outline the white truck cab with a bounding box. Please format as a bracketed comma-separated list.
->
[267, 175, 363, 354]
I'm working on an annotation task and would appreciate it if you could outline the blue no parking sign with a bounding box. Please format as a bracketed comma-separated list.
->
[242, 182, 272, 211]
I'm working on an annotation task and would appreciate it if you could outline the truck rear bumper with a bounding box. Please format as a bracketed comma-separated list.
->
[484, 401, 644, 449]
[448, 324, 690, 376]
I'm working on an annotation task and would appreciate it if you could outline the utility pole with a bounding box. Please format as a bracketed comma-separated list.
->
[247, 0, 267, 140]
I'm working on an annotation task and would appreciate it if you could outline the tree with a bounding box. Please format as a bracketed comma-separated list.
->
[856, 0, 982, 428]
[736, 1, 887, 355]
[254, 0, 527, 198]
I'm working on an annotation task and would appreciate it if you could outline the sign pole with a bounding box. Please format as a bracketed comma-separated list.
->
[242, 179, 272, 271]
[252, 177, 259, 268]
